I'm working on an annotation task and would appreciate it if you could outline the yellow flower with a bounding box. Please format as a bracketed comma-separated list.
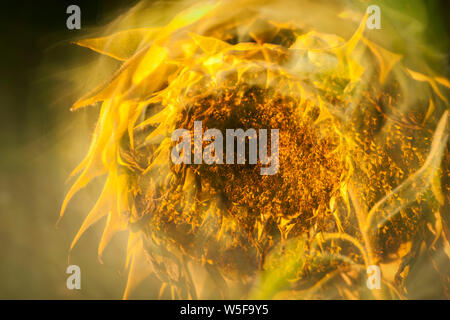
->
[61, 0, 449, 299]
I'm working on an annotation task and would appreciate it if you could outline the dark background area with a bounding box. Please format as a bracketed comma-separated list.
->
[0, 0, 448, 299]
[0, 0, 155, 299]
[0, 0, 139, 156]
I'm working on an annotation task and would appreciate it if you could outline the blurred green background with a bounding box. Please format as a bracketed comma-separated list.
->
[0, 0, 447, 299]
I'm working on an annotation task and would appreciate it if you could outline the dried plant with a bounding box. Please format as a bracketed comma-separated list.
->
[60, 0, 449, 299]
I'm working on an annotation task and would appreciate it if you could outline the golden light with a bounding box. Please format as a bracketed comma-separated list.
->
[60, 0, 449, 299]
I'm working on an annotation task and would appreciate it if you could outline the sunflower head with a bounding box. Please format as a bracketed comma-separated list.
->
[61, 0, 449, 299]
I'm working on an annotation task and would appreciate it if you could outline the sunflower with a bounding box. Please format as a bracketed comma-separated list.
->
[60, 0, 449, 299]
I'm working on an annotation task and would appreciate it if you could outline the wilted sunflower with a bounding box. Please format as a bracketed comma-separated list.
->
[60, 0, 449, 299]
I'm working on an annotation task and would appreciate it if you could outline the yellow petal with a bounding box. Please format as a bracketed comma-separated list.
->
[189, 33, 230, 55]
[75, 28, 161, 61]
[407, 69, 447, 103]
[132, 45, 168, 85]
[69, 174, 115, 250]
[362, 37, 402, 83]
[123, 238, 152, 299]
